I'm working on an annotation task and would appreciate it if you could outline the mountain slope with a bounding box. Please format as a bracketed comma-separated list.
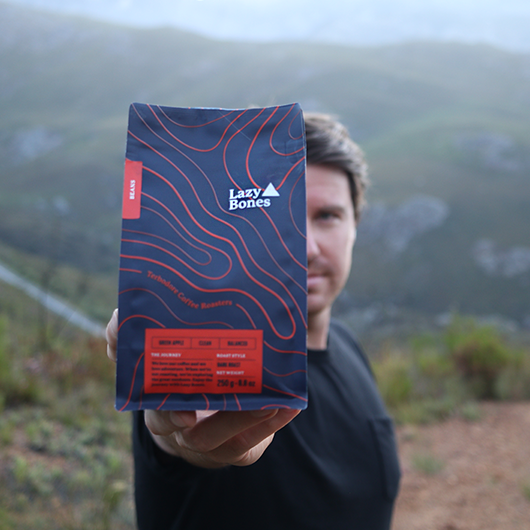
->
[1, 2, 529, 324]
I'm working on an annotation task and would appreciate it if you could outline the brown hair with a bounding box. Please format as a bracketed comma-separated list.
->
[304, 112, 368, 223]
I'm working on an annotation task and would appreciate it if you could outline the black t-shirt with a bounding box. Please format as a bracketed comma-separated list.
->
[132, 320, 401, 529]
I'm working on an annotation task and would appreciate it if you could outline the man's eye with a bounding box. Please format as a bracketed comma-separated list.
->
[318, 211, 339, 221]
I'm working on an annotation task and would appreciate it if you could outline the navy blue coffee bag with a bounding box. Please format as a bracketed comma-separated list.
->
[116, 103, 307, 411]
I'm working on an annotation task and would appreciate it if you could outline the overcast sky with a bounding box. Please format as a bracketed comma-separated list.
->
[5, 0, 530, 51]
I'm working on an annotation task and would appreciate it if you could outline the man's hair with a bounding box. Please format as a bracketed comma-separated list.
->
[304, 112, 368, 223]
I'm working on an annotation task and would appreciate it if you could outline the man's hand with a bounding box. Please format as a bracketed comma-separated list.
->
[105, 309, 300, 469]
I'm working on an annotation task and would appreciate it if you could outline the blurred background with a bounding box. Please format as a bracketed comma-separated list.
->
[0, 1, 529, 529]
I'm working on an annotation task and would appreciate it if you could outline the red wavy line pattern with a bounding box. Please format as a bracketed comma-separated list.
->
[116, 103, 307, 412]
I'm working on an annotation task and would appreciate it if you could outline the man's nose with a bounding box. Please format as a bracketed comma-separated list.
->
[306, 222, 320, 262]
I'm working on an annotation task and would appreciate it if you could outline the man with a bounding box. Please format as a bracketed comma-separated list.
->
[106, 112, 400, 529]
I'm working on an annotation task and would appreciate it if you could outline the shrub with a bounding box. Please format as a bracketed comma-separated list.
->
[458, 401, 482, 422]
[0, 313, 42, 408]
[445, 316, 512, 399]
[373, 353, 414, 408]
[373, 314, 530, 424]
[395, 396, 459, 425]
[494, 350, 530, 400]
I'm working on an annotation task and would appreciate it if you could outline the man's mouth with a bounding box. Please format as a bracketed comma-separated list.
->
[307, 273, 325, 289]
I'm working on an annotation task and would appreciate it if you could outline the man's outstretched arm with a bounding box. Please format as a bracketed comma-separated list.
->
[106, 309, 300, 469]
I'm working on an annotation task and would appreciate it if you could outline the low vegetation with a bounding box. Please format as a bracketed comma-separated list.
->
[410, 451, 446, 476]
[1, 268, 529, 527]
[0, 282, 133, 530]
[372, 314, 530, 425]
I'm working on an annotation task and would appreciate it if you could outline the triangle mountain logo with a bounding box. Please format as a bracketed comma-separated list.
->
[262, 183, 280, 197]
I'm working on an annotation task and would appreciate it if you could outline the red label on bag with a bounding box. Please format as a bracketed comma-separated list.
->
[123, 159, 143, 219]
[144, 329, 263, 394]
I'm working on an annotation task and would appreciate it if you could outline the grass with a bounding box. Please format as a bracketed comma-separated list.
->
[0, 281, 134, 530]
[0, 239, 118, 324]
[522, 481, 530, 502]
[411, 452, 445, 476]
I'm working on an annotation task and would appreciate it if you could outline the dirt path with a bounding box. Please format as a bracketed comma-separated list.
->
[392, 402, 530, 530]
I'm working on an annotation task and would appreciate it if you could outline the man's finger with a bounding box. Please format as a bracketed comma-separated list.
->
[145, 409, 198, 436]
[177, 408, 299, 456]
[206, 408, 301, 466]
[106, 308, 119, 362]
[175, 409, 276, 454]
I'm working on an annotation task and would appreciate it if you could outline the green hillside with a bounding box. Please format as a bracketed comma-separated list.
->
[1, 2, 529, 326]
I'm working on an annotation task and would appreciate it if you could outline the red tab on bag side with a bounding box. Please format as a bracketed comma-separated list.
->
[123, 159, 143, 219]
[144, 329, 263, 395]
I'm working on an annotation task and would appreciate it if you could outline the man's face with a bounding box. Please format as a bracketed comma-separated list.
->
[306, 164, 356, 318]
